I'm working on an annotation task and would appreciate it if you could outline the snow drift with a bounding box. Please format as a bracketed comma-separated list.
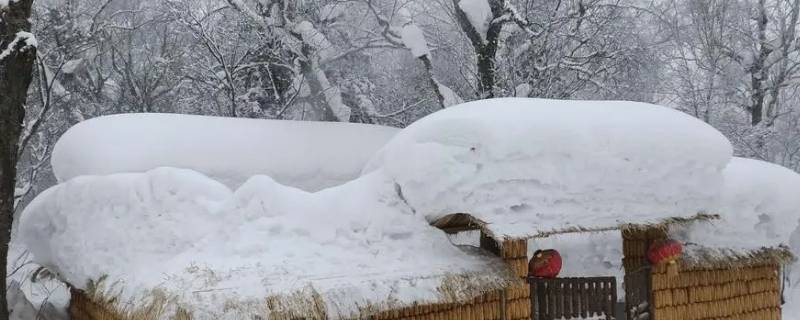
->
[51, 113, 399, 191]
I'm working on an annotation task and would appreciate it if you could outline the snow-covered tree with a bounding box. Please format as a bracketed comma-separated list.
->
[1, 0, 37, 318]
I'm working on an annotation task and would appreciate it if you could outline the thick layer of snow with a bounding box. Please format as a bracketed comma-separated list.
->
[434, 80, 464, 107]
[25, 98, 752, 318]
[515, 83, 532, 97]
[293, 21, 336, 61]
[676, 157, 800, 252]
[51, 113, 398, 191]
[0, 0, 15, 9]
[457, 0, 493, 43]
[20, 168, 510, 319]
[366, 98, 733, 238]
[401, 24, 430, 58]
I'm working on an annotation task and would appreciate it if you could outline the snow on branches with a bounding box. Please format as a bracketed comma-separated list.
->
[0, 31, 36, 62]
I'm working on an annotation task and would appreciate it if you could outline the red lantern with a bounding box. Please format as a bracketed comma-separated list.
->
[529, 249, 562, 278]
[647, 239, 683, 276]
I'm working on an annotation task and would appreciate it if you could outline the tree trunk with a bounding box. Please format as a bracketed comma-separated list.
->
[750, 0, 771, 126]
[0, 1, 37, 319]
[452, 0, 504, 99]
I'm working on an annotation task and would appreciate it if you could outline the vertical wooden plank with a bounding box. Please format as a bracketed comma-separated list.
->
[530, 280, 536, 320]
[499, 289, 507, 320]
[557, 280, 564, 319]
[602, 279, 614, 319]
[576, 280, 583, 318]
[599, 279, 606, 318]
[537, 280, 546, 320]
[575, 279, 582, 318]
[581, 281, 590, 318]
[609, 278, 617, 319]
[559, 280, 566, 318]
[554, 280, 561, 320]
[601, 279, 608, 319]
[567, 278, 578, 318]
[601, 279, 609, 318]
[550, 279, 561, 319]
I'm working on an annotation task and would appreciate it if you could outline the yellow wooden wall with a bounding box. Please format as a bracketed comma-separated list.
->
[622, 227, 782, 320]
[650, 263, 781, 320]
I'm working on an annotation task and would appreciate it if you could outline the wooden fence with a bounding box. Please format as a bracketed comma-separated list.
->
[529, 277, 617, 320]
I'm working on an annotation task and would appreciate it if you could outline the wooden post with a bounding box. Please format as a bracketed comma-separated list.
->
[499, 289, 507, 320]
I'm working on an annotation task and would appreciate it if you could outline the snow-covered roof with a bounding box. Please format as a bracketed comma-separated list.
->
[51, 113, 399, 192]
[20, 168, 515, 319]
[21, 98, 750, 318]
[366, 98, 733, 239]
[673, 157, 800, 267]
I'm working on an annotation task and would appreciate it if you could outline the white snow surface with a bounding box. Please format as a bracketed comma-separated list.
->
[458, 0, 493, 43]
[51, 113, 398, 191]
[294, 20, 336, 61]
[366, 98, 733, 238]
[0, 0, 15, 9]
[787, 280, 800, 320]
[676, 157, 800, 253]
[434, 81, 464, 107]
[20, 168, 510, 319]
[401, 23, 430, 58]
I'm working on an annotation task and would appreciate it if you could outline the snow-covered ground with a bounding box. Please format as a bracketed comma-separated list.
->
[15, 98, 800, 319]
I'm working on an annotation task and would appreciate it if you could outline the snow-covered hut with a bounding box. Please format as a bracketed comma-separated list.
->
[625, 157, 799, 320]
[18, 99, 799, 320]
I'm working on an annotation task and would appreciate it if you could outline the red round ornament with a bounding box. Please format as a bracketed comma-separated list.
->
[529, 249, 562, 278]
[647, 239, 683, 265]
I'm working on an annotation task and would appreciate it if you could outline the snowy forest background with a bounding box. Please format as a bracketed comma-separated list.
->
[13, 0, 800, 211]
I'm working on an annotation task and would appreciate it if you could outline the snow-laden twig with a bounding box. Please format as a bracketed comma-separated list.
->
[0, 31, 37, 62]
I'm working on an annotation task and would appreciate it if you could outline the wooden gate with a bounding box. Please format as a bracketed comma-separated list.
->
[529, 277, 617, 320]
[624, 267, 652, 320]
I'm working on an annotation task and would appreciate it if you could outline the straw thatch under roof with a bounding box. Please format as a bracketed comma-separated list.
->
[680, 243, 795, 270]
[70, 246, 520, 320]
[431, 212, 720, 242]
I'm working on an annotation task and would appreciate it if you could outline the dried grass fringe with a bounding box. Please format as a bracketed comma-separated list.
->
[76, 269, 519, 320]
[502, 212, 720, 240]
[680, 244, 795, 270]
[82, 275, 191, 320]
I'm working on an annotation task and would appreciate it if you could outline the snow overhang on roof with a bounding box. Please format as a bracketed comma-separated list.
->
[672, 157, 800, 266]
[370, 98, 732, 240]
[51, 113, 399, 191]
